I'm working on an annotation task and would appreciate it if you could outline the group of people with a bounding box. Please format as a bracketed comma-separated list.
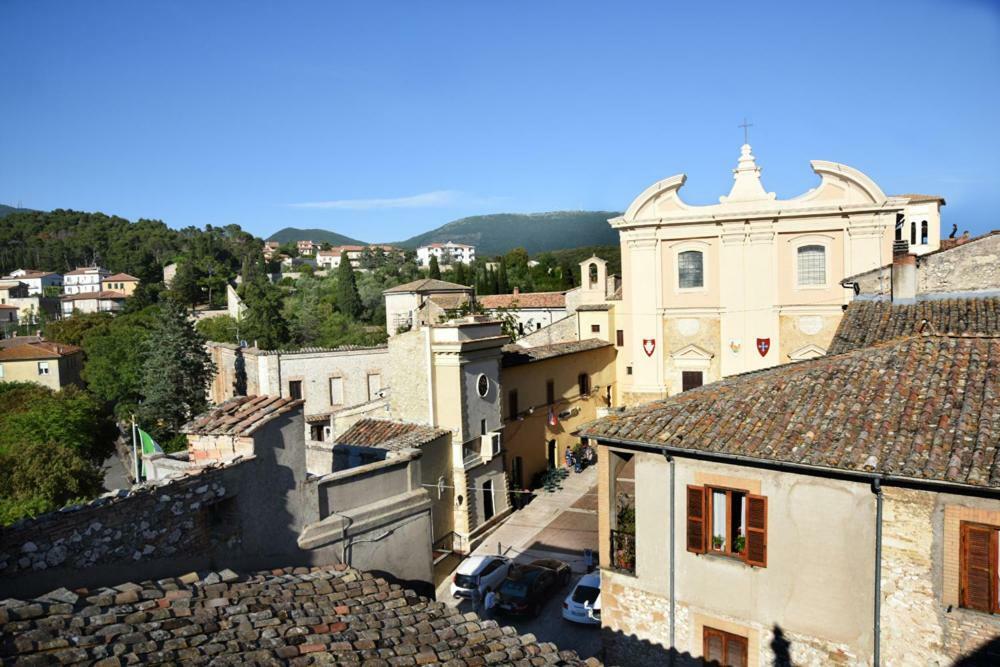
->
[565, 443, 596, 473]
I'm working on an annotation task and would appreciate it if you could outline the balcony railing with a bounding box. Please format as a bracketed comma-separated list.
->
[610, 529, 636, 574]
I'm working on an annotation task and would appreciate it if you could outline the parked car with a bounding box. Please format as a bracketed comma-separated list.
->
[449, 555, 512, 599]
[497, 559, 570, 616]
[562, 571, 601, 625]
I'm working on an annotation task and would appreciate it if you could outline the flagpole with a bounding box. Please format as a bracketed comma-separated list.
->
[131, 415, 139, 484]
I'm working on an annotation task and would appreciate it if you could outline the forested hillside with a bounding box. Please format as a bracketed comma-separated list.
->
[395, 210, 620, 256]
[0, 209, 262, 289]
[267, 227, 366, 246]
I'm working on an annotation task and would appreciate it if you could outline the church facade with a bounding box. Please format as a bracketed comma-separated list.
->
[613, 144, 943, 404]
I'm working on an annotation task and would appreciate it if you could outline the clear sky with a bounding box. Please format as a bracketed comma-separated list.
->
[2, 1, 998, 242]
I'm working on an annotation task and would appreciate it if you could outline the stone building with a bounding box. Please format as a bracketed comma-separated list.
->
[500, 339, 616, 490]
[611, 143, 946, 404]
[382, 278, 475, 336]
[581, 331, 1000, 666]
[0, 564, 596, 665]
[478, 288, 569, 338]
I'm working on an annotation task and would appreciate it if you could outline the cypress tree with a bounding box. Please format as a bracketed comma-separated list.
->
[139, 300, 215, 447]
[428, 255, 441, 280]
[497, 258, 510, 294]
[454, 262, 467, 285]
[336, 256, 363, 319]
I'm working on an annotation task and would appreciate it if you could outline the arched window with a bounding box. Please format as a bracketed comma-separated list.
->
[678, 250, 704, 289]
[797, 245, 826, 286]
[911, 221, 917, 245]
[921, 220, 928, 245]
[588, 263, 599, 288]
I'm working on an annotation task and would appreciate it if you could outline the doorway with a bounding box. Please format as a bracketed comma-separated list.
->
[482, 480, 495, 521]
[547, 440, 557, 469]
[511, 456, 524, 489]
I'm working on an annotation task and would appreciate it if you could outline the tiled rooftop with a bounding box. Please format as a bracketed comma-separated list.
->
[383, 279, 471, 294]
[828, 297, 1000, 354]
[581, 334, 1000, 490]
[502, 338, 613, 367]
[182, 396, 303, 437]
[478, 291, 567, 310]
[0, 565, 597, 666]
[0, 341, 81, 361]
[61, 290, 127, 301]
[336, 418, 448, 451]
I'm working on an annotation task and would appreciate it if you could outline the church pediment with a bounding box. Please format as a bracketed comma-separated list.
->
[671, 344, 714, 361]
[788, 344, 826, 361]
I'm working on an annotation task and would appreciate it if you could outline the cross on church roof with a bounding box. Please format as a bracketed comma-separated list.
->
[739, 118, 753, 144]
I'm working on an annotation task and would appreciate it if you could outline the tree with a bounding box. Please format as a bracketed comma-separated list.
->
[169, 259, 202, 308]
[0, 440, 104, 525]
[239, 279, 289, 349]
[336, 257, 362, 319]
[138, 301, 215, 448]
[453, 262, 468, 285]
[497, 259, 509, 294]
[195, 315, 240, 344]
[428, 255, 441, 280]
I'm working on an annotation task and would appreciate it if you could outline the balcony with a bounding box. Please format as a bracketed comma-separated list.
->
[610, 529, 636, 574]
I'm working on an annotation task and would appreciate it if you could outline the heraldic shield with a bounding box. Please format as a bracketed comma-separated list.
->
[756, 338, 770, 357]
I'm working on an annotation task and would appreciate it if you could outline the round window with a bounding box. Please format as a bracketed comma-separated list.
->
[476, 374, 490, 398]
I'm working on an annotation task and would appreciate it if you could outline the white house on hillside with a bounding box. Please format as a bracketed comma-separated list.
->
[63, 267, 110, 295]
[416, 242, 475, 266]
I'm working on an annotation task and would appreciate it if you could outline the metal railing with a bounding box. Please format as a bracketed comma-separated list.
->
[610, 529, 636, 574]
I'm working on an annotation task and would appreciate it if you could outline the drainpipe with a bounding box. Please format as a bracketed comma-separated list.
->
[665, 452, 676, 664]
[872, 477, 883, 666]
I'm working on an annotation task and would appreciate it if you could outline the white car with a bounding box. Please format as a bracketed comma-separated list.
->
[450, 555, 512, 599]
[562, 571, 601, 625]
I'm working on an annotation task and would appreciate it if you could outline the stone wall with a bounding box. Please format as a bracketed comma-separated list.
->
[517, 313, 579, 348]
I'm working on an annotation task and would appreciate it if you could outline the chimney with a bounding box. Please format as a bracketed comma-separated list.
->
[891, 240, 917, 304]
[512, 287, 519, 296]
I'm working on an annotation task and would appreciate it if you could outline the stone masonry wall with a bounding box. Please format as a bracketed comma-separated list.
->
[0, 460, 247, 596]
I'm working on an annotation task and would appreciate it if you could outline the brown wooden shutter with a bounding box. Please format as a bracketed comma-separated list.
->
[686, 485, 706, 554]
[744, 494, 767, 567]
[703, 628, 724, 664]
[961, 522, 997, 612]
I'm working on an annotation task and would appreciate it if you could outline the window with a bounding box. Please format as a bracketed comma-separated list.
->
[960, 521, 999, 613]
[591, 324, 600, 333]
[329, 377, 344, 406]
[682, 371, 703, 392]
[911, 221, 917, 245]
[626, 365, 633, 376]
[921, 220, 929, 245]
[678, 250, 704, 289]
[616, 329, 624, 347]
[796, 245, 826, 286]
[37, 362, 50, 376]
[367, 373, 382, 401]
[687, 485, 767, 567]
[480, 418, 487, 436]
[491, 433, 501, 456]
[508, 389, 519, 418]
[578, 373, 591, 395]
[703, 627, 748, 667]
[546, 380, 555, 405]
[895, 213, 904, 241]
[288, 380, 303, 400]
[310, 424, 325, 442]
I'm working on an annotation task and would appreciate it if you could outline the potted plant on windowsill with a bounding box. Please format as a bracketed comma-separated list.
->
[734, 535, 746, 554]
[712, 535, 725, 550]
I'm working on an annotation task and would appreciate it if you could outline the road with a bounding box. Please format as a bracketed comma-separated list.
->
[436, 465, 602, 660]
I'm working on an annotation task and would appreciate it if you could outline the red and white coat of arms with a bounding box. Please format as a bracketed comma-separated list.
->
[642, 339, 656, 357]
[756, 338, 771, 357]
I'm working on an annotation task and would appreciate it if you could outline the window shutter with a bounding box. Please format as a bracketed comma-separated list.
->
[961, 523, 996, 612]
[703, 629, 724, 663]
[686, 485, 706, 554]
[744, 494, 767, 567]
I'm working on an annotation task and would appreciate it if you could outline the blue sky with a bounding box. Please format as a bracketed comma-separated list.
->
[2, 1, 998, 242]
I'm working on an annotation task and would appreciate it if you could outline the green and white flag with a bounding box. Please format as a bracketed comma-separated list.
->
[137, 428, 164, 478]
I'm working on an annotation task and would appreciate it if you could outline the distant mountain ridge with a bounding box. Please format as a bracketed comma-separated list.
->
[0, 204, 38, 218]
[268, 211, 621, 257]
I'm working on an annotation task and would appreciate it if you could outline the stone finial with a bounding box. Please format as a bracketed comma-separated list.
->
[720, 144, 776, 204]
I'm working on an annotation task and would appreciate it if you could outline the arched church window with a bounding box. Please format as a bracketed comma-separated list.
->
[797, 245, 826, 286]
[921, 221, 928, 245]
[678, 251, 704, 289]
[911, 221, 917, 245]
[588, 263, 599, 288]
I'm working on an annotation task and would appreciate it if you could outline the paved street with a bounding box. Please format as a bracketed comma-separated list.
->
[435, 465, 602, 660]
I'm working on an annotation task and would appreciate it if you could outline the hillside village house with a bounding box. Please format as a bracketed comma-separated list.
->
[0, 280, 60, 325]
[1, 269, 62, 295]
[60, 290, 127, 316]
[0, 341, 82, 389]
[417, 241, 476, 266]
[62, 266, 110, 295]
[101, 272, 140, 296]
[0, 304, 18, 329]
[611, 142, 946, 404]
[297, 239, 317, 256]
[315, 244, 402, 270]
[383, 278, 475, 336]
[479, 288, 569, 338]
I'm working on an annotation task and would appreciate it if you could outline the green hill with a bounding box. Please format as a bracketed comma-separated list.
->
[267, 227, 367, 246]
[395, 210, 620, 257]
[0, 204, 37, 218]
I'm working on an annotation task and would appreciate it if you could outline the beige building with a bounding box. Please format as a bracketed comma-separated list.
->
[63, 266, 110, 295]
[582, 329, 1000, 667]
[499, 338, 616, 490]
[382, 278, 474, 336]
[0, 341, 82, 389]
[60, 290, 127, 316]
[612, 143, 945, 403]
[2, 269, 63, 295]
[101, 272, 140, 296]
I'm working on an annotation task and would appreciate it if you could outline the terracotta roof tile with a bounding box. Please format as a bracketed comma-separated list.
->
[581, 334, 1000, 489]
[61, 290, 127, 301]
[829, 297, 1000, 354]
[479, 291, 567, 310]
[0, 565, 597, 665]
[103, 272, 139, 281]
[336, 418, 448, 451]
[182, 395, 304, 436]
[0, 341, 82, 361]
[502, 338, 612, 367]
[383, 278, 471, 294]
